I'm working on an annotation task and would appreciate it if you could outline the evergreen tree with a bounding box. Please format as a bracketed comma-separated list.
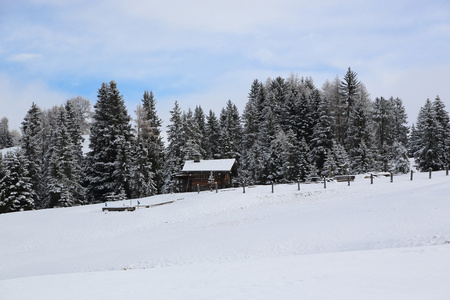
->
[372, 97, 394, 171]
[322, 77, 344, 144]
[84, 81, 135, 202]
[339, 67, 361, 144]
[194, 106, 208, 154]
[0, 117, 13, 149]
[414, 98, 442, 171]
[183, 108, 205, 160]
[284, 129, 303, 182]
[297, 137, 315, 181]
[21, 103, 43, 207]
[219, 100, 242, 159]
[310, 92, 334, 171]
[205, 110, 221, 159]
[42, 110, 85, 207]
[0, 150, 35, 213]
[135, 90, 164, 194]
[163, 101, 186, 193]
[65, 96, 93, 134]
[345, 100, 375, 173]
[391, 97, 409, 146]
[432, 96, 450, 166]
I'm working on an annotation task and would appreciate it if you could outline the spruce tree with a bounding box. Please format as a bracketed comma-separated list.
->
[21, 103, 43, 207]
[414, 98, 442, 171]
[310, 92, 334, 172]
[205, 110, 221, 159]
[0, 117, 13, 149]
[346, 100, 375, 173]
[85, 81, 135, 202]
[183, 108, 205, 160]
[135, 90, 164, 194]
[219, 100, 242, 159]
[0, 150, 35, 213]
[432, 96, 450, 166]
[163, 101, 186, 193]
[339, 67, 361, 144]
[42, 109, 85, 208]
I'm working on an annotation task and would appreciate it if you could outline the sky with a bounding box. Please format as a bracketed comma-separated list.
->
[1, 0, 450, 132]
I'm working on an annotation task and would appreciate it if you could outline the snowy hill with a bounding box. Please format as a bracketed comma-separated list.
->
[1, 171, 450, 299]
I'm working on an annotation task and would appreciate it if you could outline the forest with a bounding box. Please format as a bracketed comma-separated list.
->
[1, 68, 449, 213]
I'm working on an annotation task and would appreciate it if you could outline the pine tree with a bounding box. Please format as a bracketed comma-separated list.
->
[85, 81, 135, 202]
[135, 90, 164, 194]
[339, 67, 361, 144]
[322, 77, 344, 144]
[373, 97, 394, 171]
[163, 101, 186, 193]
[0, 150, 35, 213]
[0, 117, 13, 149]
[414, 98, 442, 171]
[219, 100, 242, 159]
[297, 137, 315, 181]
[391, 97, 409, 146]
[205, 110, 221, 159]
[65, 96, 93, 134]
[194, 106, 208, 154]
[21, 103, 43, 207]
[310, 92, 334, 171]
[346, 100, 375, 173]
[42, 109, 85, 208]
[183, 108, 205, 160]
[432, 96, 450, 166]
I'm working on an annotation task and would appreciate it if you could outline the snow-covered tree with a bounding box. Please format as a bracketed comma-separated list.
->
[0, 117, 13, 149]
[84, 81, 135, 202]
[66, 96, 93, 134]
[310, 92, 334, 171]
[42, 109, 85, 208]
[414, 97, 450, 171]
[219, 100, 242, 159]
[163, 101, 186, 193]
[346, 100, 375, 173]
[135, 90, 164, 194]
[21, 103, 43, 207]
[0, 150, 35, 213]
[183, 108, 205, 160]
[204, 110, 221, 159]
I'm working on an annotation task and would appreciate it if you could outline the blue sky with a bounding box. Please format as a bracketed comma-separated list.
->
[1, 0, 450, 131]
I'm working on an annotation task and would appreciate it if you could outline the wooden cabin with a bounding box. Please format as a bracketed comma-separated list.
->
[175, 157, 238, 192]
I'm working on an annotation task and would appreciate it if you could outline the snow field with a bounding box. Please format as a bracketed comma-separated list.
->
[1, 170, 450, 299]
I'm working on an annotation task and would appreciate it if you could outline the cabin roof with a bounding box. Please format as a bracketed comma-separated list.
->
[182, 158, 236, 172]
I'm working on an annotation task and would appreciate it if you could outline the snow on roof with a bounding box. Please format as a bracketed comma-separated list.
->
[182, 158, 236, 172]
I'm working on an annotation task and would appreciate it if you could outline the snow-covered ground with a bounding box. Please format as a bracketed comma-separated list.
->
[1, 171, 450, 299]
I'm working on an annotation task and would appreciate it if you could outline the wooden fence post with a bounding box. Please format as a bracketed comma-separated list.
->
[323, 177, 326, 189]
[370, 173, 374, 184]
[390, 172, 393, 183]
[271, 181, 274, 193]
[410, 170, 414, 181]
[429, 168, 432, 179]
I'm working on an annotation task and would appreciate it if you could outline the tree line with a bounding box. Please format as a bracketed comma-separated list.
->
[1, 68, 449, 213]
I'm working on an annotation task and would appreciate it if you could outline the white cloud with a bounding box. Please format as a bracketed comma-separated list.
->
[0, 73, 69, 131]
[8, 53, 42, 62]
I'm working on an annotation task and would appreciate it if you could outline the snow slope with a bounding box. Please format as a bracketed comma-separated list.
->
[1, 171, 450, 299]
